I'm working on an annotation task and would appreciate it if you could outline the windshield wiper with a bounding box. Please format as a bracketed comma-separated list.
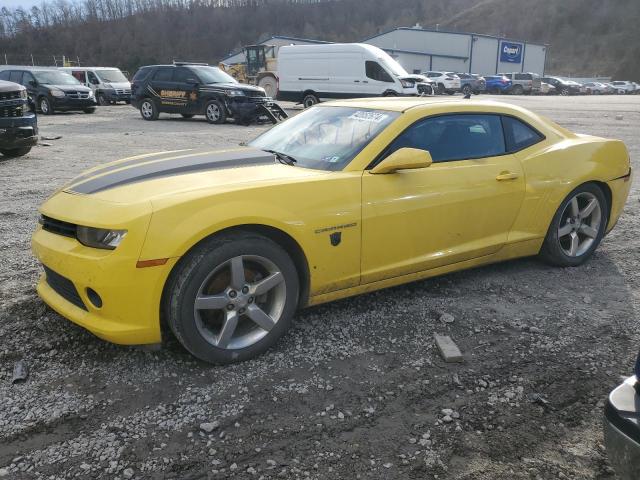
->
[264, 149, 297, 166]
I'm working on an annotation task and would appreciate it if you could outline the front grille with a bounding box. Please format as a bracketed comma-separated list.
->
[115, 89, 131, 95]
[248, 96, 270, 104]
[66, 91, 90, 99]
[0, 90, 22, 101]
[247, 91, 266, 98]
[0, 104, 24, 117]
[41, 215, 77, 238]
[43, 265, 87, 311]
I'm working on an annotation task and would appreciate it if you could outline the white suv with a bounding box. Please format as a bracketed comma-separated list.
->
[611, 81, 636, 94]
[422, 71, 461, 95]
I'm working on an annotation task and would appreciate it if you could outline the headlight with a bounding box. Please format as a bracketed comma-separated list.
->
[227, 90, 245, 97]
[76, 226, 127, 250]
[50, 89, 65, 98]
[19, 89, 27, 99]
[87, 90, 95, 98]
[400, 79, 413, 88]
[103, 83, 113, 89]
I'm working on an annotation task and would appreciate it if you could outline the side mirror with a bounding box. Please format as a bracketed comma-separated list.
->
[370, 147, 433, 174]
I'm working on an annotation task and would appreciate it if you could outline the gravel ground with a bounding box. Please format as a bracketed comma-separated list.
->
[0, 95, 639, 480]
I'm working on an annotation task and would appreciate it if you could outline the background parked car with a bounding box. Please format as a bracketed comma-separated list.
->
[610, 81, 636, 94]
[484, 75, 512, 94]
[541, 76, 582, 96]
[583, 82, 609, 95]
[61, 67, 131, 105]
[540, 82, 556, 95]
[499, 72, 541, 95]
[604, 350, 640, 479]
[456, 72, 485, 95]
[0, 67, 96, 114]
[421, 71, 461, 94]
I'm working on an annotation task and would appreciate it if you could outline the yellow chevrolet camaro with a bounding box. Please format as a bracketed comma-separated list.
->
[32, 98, 631, 363]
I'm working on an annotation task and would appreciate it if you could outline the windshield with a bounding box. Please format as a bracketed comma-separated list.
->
[96, 69, 128, 83]
[33, 70, 81, 85]
[377, 51, 408, 77]
[189, 66, 237, 84]
[249, 106, 399, 171]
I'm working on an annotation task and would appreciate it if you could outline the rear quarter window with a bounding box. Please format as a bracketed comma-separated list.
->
[502, 116, 545, 152]
[132, 67, 153, 82]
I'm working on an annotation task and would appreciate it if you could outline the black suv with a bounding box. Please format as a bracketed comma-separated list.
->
[541, 76, 582, 96]
[0, 67, 96, 114]
[0, 79, 38, 158]
[130, 62, 287, 125]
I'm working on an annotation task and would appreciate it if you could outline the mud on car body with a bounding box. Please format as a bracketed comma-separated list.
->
[0, 79, 38, 158]
[130, 62, 287, 125]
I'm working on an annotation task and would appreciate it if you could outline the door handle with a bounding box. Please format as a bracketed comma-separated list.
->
[354, 80, 360, 83]
[496, 171, 519, 181]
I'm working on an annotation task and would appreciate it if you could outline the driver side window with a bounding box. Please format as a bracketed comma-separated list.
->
[365, 61, 393, 83]
[381, 114, 506, 163]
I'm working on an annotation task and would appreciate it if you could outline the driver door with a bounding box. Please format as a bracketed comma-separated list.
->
[361, 113, 526, 284]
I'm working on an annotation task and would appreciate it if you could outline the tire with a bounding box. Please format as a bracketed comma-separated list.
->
[97, 94, 109, 106]
[164, 232, 300, 364]
[437, 83, 446, 95]
[446, 91, 455, 95]
[302, 93, 319, 108]
[383, 90, 398, 97]
[205, 100, 226, 124]
[561, 88, 570, 96]
[462, 85, 472, 95]
[0, 146, 31, 157]
[539, 183, 609, 267]
[181, 114, 195, 119]
[39, 97, 53, 115]
[257, 75, 278, 98]
[512, 85, 524, 95]
[83, 108, 96, 114]
[140, 98, 159, 121]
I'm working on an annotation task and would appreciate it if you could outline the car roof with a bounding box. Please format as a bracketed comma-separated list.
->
[320, 97, 528, 113]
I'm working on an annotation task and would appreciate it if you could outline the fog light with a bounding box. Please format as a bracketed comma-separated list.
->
[86, 288, 102, 308]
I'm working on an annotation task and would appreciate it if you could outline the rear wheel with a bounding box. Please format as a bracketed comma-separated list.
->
[512, 85, 524, 95]
[462, 85, 472, 95]
[302, 93, 319, 108]
[539, 183, 608, 267]
[164, 232, 299, 364]
[561, 88, 571, 96]
[140, 98, 159, 120]
[0, 146, 31, 157]
[205, 100, 226, 124]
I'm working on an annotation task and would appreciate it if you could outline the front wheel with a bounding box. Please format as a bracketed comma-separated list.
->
[0, 146, 32, 157]
[539, 184, 608, 267]
[97, 94, 109, 106]
[140, 98, 159, 121]
[205, 100, 226, 124]
[83, 107, 96, 114]
[39, 97, 53, 115]
[164, 232, 299, 364]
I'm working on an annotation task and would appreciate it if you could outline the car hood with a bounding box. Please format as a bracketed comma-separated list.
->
[61, 147, 329, 204]
[45, 84, 92, 92]
[106, 81, 131, 89]
[203, 82, 266, 94]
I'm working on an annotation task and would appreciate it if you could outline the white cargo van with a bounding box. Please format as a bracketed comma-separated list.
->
[277, 43, 433, 107]
[60, 67, 131, 105]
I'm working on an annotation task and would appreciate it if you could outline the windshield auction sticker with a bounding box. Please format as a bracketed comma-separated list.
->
[348, 111, 389, 123]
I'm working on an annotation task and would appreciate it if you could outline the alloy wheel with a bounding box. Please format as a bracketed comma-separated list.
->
[40, 99, 48, 114]
[141, 101, 153, 118]
[557, 192, 602, 257]
[206, 103, 221, 122]
[193, 255, 286, 350]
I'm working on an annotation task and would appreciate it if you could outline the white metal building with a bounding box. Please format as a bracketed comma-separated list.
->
[364, 27, 547, 76]
[221, 28, 548, 77]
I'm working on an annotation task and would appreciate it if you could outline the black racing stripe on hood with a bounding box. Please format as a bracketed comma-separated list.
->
[68, 150, 192, 186]
[69, 148, 276, 194]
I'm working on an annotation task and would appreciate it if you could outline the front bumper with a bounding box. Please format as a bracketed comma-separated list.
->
[0, 113, 38, 149]
[31, 193, 174, 345]
[604, 376, 640, 479]
[52, 96, 97, 110]
[102, 89, 131, 102]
